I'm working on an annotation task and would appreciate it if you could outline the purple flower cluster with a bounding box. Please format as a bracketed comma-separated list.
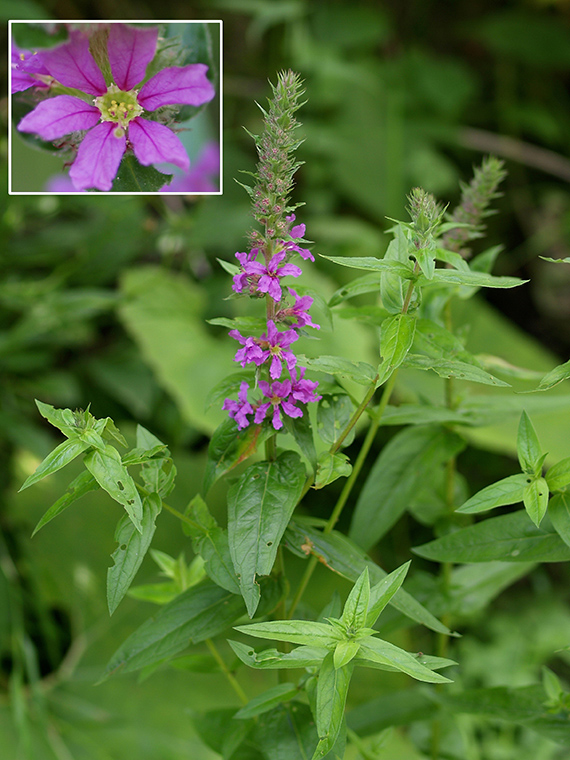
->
[223, 216, 321, 431]
[13, 24, 215, 191]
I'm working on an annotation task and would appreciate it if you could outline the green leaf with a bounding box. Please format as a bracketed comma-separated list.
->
[531, 359, 570, 392]
[203, 417, 269, 494]
[548, 492, 570, 548]
[31, 470, 98, 536]
[380, 225, 408, 314]
[283, 409, 317, 472]
[357, 638, 452, 683]
[111, 154, 172, 192]
[284, 521, 453, 636]
[523, 477, 549, 527]
[229, 640, 328, 670]
[429, 269, 527, 289]
[341, 568, 370, 631]
[228, 451, 305, 617]
[234, 684, 300, 720]
[185, 494, 240, 594]
[83, 444, 144, 532]
[313, 653, 352, 759]
[320, 254, 413, 278]
[234, 620, 341, 648]
[297, 354, 377, 385]
[517, 411, 543, 474]
[254, 704, 319, 760]
[366, 562, 411, 627]
[329, 273, 381, 307]
[102, 580, 245, 679]
[402, 353, 510, 387]
[12, 21, 68, 48]
[350, 425, 465, 549]
[380, 314, 416, 371]
[106, 493, 162, 615]
[314, 451, 352, 490]
[347, 689, 439, 736]
[413, 511, 570, 563]
[19, 437, 91, 492]
[35, 399, 76, 437]
[204, 370, 254, 411]
[546, 457, 570, 492]
[455, 473, 529, 515]
[333, 640, 361, 670]
[192, 707, 254, 760]
[317, 393, 356, 448]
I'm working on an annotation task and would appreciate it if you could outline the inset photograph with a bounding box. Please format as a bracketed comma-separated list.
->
[10, 20, 221, 194]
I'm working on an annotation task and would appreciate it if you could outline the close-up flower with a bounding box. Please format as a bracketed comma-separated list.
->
[12, 22, 217, 192]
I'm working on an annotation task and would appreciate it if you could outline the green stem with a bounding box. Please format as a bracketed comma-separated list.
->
[206, 638, 248, 706]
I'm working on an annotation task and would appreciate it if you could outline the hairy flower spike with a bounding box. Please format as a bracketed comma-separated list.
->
[442, 155, 507, 258]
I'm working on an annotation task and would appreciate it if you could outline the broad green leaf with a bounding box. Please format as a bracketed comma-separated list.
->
[207, 316, 267, 332]
[229, 640, 328, 670]
[380, 225, 408, 314]
[106, 493, 162, 615]
[317, 393, 356, 448]
[531, 358, 570, 391]
[329, 273, 381, 307]
[380, 403, 472, 427]
[31, 470, 98, 536]
[548, 492, 570, 548]
[102, 580, 245, 679]
[234, 620, 341, 648]
[185, 494, 240, 594]
[429, 269, 526, 289]
[203, 417, 269, 493]
[357, 639, 451, 683]
[192, 708, 254, 760]
[283, 409, 317, 471]
[284, 520, 452, 636]
[443, 562, 534, 619]
[320, 254, 413, 278]
[254, 704, 319, 760]
[228, 451, 305, 617]
[84, 444, 143, 532]
[347, 689, 439, 736]
[341, 567, 370, 630]
[35, 399, 76, 437]
[546, 457, 570, 492]
[402, 353, 510, 387]
[314, 451, 352, 489]
[476, 354, 543, 381]
[333, 640, 361, 670]
[517, 411, 543, 474]
[350, 425, 465, 548]
[413, 511, 570, 563]
[456, 473, 529, 515]
[234, 683, 300, 720]
[380, 314, 416, 371]
[314, 653, 352, 760]
[523, 477, 549, 527]
[112, 154, 172, 192]
[366, 562, 410, 627]
[20, 437, 90, 492]
[297, 354, 377, 385]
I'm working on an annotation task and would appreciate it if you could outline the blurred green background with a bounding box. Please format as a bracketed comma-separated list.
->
[3, 1, 570, 758]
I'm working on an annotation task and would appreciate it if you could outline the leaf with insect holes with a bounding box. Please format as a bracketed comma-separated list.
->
[84, 444, 143, 532]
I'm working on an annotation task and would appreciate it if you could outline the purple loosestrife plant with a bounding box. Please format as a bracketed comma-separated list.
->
[14, 23, 215, 191]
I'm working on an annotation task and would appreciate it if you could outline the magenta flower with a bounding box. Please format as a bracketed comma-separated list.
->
[277, 288, 320, 330]
[290, 368, 322, 404]
[17, 24, 215, 191]
[11, 42, 50, 93]
[162, 141, 220, 193]
[229, 330, 266, 369]
[257, 320, 298, 379]
[284, 214, 314, 261]
[222, 381, 254, 430]
[237, 250, 302, 302]
[254, 379, 303, 430]
[233, 248, 261, 294]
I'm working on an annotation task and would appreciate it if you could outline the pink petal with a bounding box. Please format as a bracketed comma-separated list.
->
[108, 23, 158, 91]
[69, 122, 126, 191]
[128, 118, 190, 170]
[17, 95, 100, 140]
[41, 31, 106, 95]
[138, 64, 215, 110]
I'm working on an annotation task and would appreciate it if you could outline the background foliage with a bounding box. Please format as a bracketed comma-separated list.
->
[2, 0, 570, 758]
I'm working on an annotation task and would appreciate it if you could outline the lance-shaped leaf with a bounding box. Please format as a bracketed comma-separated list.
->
[234, 683, 300, 720]
[380, 225, 408, 314]
[428, 269, 526, 289]
[546, 457, 570, 492]
[320, 254, 413, 278]
[234, 619, 342, 648]
[456, 473, 529, 515]
[102, 580, 245, 679]
[31, 470, 98, 536]
[203, 416, 269, 494]
[136, 425, 175, 497]
[528, 357, 570, 392]
[357, 638, 452, 684]
[228, 451, 305, 617]
[333, 639, 361, 670]
[20, 437, 91, 492]
[350, 425, 465, 549]
[35, 399, 77, 437]
[297, 354, 377, 385]
[330, 272, 381, 307]
[366, 561, 410, 627]
[413, 510, 570, 563]
[313, 653, 352, 760]
[106, 492, 162, 615]
[314, 451, 352, 489]
[283, 409, 317, 472]
[517, 411, 543, 474]
[340, 567, 370, 630]
[380, 313, 416, 372]
[402, 353, 510, 387]
[523, 477, 549, 527]
[84, 444, 143, 531]
[548, 492, 570, 548]
[229, 640, 328, 670]
[185, 494, 239, 594]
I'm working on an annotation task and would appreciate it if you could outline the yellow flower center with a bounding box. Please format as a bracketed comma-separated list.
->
[94, 83, 143, 129]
